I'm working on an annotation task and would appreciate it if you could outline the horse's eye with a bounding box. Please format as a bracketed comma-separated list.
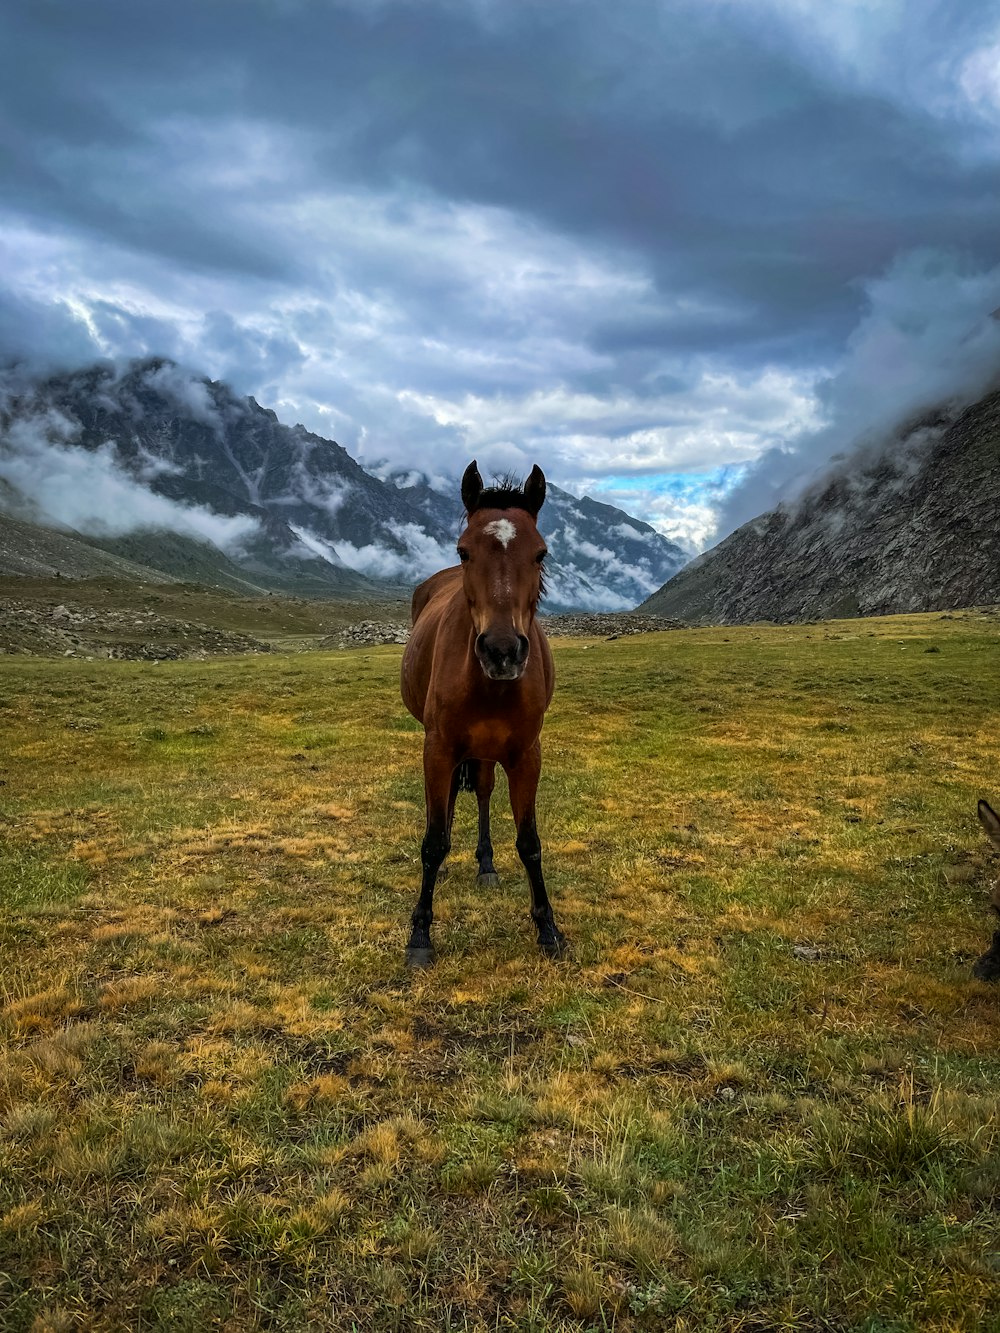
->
[458, 548, 470, 563]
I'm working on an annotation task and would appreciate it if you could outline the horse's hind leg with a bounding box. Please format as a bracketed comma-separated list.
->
[473, 761, 499, 888]
[973, 930, 1000, 982]
[406, 740, 457, 968]
[506, 741, 568, 959]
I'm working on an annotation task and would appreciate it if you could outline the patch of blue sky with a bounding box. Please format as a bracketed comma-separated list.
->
[583, 465, 749, 552]
[592, 465, 746, 506]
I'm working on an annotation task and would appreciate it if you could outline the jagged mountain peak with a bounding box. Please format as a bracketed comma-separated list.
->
[1, 357, 687, 609]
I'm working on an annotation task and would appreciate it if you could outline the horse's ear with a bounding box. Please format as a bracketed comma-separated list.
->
[523, 464, 546, 517]
[461, 460, 483, 514]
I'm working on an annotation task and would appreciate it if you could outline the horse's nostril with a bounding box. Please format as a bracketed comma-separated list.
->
[475, 630, 527, 677]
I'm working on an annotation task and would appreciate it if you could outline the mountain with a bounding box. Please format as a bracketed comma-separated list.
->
[0, 358, 687, 610]
[641, 388, 1000, 624]
[0, 504, 184, 584]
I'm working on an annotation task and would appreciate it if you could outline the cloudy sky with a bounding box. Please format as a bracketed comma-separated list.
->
[3, 0, 1000, 549]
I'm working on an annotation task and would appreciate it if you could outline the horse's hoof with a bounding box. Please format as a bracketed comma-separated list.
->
[477, 871, 500, 889]
[972, 930, 1000, 982]
[539, 932, 570, 960]
[406, 946, 436, 969]
[972, 953, 1000, 982]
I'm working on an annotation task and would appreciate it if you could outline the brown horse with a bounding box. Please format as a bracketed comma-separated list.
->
[399, 461, 567, 967]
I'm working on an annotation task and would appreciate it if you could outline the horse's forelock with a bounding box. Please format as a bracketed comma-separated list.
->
[465, 472, 540, 518]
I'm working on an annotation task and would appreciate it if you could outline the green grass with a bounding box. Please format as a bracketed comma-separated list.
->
[1, 610, 999, 1330]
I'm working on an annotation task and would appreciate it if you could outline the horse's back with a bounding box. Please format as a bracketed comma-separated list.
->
[402, 567, 463, 723]
[410, 567, 462, 626]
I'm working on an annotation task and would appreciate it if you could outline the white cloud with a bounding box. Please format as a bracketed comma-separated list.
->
[593, 487, 721, 552]
[395, 365, 820, 478]
[718, 249, 1000, 534]
[332, 521, 457, 581]
[134, 443, 184, 481]
[287, 524, 349, 567]
[0, 411, 259, 549]
[139, 361, 223, 432]
[960, 42, 1000, 119]
[543, 566, 634, 613]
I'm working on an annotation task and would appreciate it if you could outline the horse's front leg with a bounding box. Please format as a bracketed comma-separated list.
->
[473, 760, 499, 888]
[406, 738, 457, 968]
[505, 741, 568, 958]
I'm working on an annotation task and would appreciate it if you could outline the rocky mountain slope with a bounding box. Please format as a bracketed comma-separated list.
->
[641, 388, 1000, 624]
[0, 507, 182, 584]
[0, 359, 687, 610]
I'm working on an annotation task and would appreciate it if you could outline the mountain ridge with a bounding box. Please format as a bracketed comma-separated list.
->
[641, 385, 1000, 623]
[0, 357, 687, 609]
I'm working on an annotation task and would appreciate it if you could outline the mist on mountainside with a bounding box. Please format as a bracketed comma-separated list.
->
[0, 358, 686, 609]
[715, 252, 1000, 541]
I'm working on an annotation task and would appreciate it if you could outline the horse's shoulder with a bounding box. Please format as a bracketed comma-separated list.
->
[533, 621, 555, 705]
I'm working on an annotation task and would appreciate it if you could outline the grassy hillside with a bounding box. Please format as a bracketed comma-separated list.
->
[1, 613, 998, 1331]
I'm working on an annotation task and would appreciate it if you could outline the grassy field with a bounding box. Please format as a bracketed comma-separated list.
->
[1, 611, 998, 1331]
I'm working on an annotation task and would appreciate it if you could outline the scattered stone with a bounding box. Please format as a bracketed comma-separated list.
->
[792, 943, 822, 962]
[0, 597, 272, 660]
[321, 620, 411, 649]
[540, 612, 687, 637]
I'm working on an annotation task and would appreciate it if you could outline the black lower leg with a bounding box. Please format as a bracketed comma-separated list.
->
[476, 785, 498, 887]
[516, 819, 567, 957]
[406, 821, 449, 966]
[973, 929, 1000, 982]
[471, 761, 498, 887]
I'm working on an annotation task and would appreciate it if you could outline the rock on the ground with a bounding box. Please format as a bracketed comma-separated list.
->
[321, 620, 411, 648]
[538, 612, 687, 637]
[0, 598, 272, 659]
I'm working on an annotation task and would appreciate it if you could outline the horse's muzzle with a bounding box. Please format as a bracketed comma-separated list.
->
[475, 631, 530, 681]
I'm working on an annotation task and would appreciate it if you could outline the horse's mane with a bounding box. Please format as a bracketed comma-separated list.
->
[466, 472, 535, 516]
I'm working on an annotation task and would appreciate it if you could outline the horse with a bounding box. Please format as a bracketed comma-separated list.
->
[399, 461, 568, 967]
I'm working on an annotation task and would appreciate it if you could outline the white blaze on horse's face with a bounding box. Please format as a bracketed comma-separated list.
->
[484, 518, 517, 550]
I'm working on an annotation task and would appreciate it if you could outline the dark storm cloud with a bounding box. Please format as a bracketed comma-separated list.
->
[6, 0, 1000, 350]
[3, 0, 1000, 547]
[0, 283, 97, 370]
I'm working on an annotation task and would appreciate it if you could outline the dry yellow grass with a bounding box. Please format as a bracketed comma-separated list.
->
[0, 609, 998, 1329]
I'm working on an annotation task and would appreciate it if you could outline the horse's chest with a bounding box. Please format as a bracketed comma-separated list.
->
[448, 707, 537, 764]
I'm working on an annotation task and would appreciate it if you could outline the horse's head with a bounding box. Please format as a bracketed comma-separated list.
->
[457, 460, 548, 681]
